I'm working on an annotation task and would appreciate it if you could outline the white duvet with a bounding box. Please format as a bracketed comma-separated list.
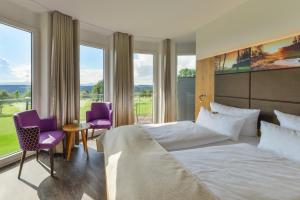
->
[172, 143, 300, 200]
[142, 121, 230, 151]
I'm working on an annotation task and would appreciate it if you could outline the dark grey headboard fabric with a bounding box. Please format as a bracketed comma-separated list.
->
[215, 68, 300, 124]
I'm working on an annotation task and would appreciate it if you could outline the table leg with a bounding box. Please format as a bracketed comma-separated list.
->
[66, 132, 75, 161]
[81, 129, 89, 158]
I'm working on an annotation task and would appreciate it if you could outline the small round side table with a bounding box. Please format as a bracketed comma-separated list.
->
[63, 123, 90, 161]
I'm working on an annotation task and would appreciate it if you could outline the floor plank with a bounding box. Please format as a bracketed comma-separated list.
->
[0, 140, 106, 200]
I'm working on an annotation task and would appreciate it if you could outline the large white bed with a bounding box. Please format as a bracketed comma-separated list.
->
[172, 143, 300, 200]
[100, 104, 300, 200]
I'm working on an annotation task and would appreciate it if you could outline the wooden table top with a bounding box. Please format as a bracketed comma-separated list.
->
[63, 123, 91, 132]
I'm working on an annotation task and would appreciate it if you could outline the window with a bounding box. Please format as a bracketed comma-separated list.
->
[80, 45, 104, 122]
[0, 23, 32, 158]
[134, 53, 154, 124]
[176, 55, 196, 121]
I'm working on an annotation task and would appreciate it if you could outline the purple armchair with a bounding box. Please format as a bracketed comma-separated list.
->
[86, 102, 113, 137]
[13, 110, 64, 178]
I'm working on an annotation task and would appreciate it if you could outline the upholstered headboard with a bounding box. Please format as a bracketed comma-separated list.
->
[215, 68, 300, 125]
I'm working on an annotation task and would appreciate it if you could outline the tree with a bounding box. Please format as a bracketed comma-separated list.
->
[15, 90, 20, 99]
[177, 68, 196, 78]
[0, 90, 9, 114]
[139, 89, 152, 97]
[92, 80, 104, 94]
[92, 80, 104, 101]
[23, 89, 31, 98]
[0, 90, 9, 99]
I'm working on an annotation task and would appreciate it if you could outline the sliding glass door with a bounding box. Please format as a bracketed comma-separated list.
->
[134, 53, 154, 124]
[79, 44, 104, 122]
[0, 23, 32, 157]
[176, 55, 196, 121]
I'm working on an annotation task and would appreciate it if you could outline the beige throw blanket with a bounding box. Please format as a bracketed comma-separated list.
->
[101, 125, 217, 200]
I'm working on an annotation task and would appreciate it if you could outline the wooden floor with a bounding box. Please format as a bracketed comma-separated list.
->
[0, 139, 106, 200]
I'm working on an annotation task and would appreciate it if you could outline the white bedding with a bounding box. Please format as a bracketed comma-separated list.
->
[172, 143, 300, 200]
[142, 121, 230, 151]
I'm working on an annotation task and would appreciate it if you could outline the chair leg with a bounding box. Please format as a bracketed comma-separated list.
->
[49, 148, 54, 177]
[91, 128, 95, 138]
[36, 150, 39, 161]
[18, 150, 26, 179]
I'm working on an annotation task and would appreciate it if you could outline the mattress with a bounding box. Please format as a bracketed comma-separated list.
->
[172, 143, 300, 200]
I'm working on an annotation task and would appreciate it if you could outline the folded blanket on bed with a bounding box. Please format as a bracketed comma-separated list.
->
[101, 125, 217, 200]
[142, 121, 230, 151]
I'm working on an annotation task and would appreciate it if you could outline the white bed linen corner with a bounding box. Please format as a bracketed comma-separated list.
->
[172, 143, 300, 200]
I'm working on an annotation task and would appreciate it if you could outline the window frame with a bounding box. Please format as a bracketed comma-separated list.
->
[80, 41, 107, 101]
[133, 50, 157, 124]
[175, 54, 197, 121]
[0, 17, 38, 168]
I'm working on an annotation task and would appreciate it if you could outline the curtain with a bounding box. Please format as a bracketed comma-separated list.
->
[162, 39, 173, 122]
[49, 11, 80, 150]
[113, 32, 134, 127]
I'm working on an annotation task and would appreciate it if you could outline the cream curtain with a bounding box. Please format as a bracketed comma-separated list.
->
[113, 32, 134, 127]
[163, 39, 172, 122]
[49, 11, 80, 128]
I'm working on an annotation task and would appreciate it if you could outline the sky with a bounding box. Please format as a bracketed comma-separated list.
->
[177, 55, 196, 75]
[262, 37, 293, 54]
[134, 53, 154, 85]
[80, 45, 103, 85]
[0, 23, 31, 85]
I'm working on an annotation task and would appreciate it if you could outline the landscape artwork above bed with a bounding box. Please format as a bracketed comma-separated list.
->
[215, 35, 300, 74]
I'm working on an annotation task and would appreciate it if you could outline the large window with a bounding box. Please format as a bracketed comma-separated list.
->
[134, 53, 154, 124]
[80, 45, 104, 122]
[177, 55, 196, 121]
[0, 23, 32, 157]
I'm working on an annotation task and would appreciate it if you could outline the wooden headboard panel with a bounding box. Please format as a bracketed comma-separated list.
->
[215, 68, 300, 124]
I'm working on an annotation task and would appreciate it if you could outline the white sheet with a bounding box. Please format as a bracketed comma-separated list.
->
[197, 135, 260, 148]
[172, 143, 300, 200]
[142, 121, 230, 151]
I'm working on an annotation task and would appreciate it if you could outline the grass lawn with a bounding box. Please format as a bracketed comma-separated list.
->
[0, 102, 25, 157]
[134, 96, 153, 116]
[80, 99, 92, 122]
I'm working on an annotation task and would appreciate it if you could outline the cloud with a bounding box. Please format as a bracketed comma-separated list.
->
[177, 55, 196, 74]
[80, 68, 103, 85]
[0, 57, 31, 84]
[10, 65, 31, 80]
[134, 54, 153, 85]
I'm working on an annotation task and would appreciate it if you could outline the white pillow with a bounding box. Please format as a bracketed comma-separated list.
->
[274, 110, 300, 132]
[258, 121, 300, 163]
[210, 102, 260, 136]
[196, 107, 245, 141]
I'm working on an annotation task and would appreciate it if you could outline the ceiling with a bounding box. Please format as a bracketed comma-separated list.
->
[12, 0, 248, 42]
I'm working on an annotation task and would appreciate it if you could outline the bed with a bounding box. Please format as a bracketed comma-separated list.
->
[100, 68, 300, 200]
[172, 143, 300, 200]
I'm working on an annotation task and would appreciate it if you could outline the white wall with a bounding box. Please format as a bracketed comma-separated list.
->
[196, 0, 300, 59]
[176, 42, 196, 55]
[0, 1, 40, 28]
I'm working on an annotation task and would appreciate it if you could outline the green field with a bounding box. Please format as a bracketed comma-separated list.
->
[0, 97, 153, 157]
[134, 96, 152, 116]
[0, 102, 25, 157]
